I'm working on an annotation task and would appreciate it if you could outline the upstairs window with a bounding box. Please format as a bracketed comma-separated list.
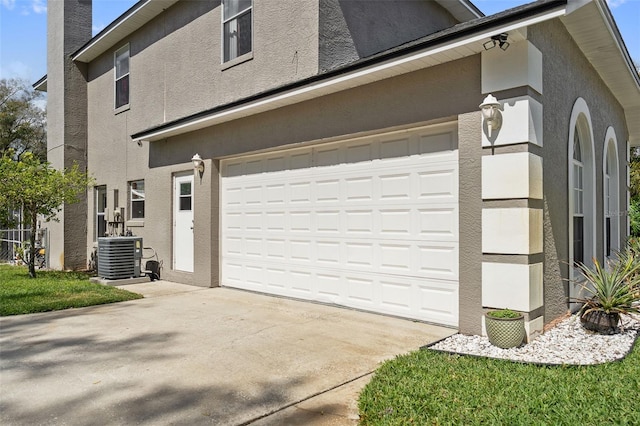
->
[223, 0, 252, 62]
[130, 180, 145, 219]
[115, 45, 130, 109]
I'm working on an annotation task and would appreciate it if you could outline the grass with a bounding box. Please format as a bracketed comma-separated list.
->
[358, 341, 640, 425]
[0, 264, 143, 316]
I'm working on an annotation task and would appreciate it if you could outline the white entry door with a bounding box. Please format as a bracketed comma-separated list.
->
[220, 124, 460, 326]
[174, 174, 194, 272]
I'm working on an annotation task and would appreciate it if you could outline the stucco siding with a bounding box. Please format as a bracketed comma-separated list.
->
[47, 0, 92, 270]
[150, 55, 480, 163]
[529, 20, 629, 322]
[458, 111, 483, 335]
[86, 0, 319, 139]
[319, 0, 457, 72]
[142, 56, 481, 293]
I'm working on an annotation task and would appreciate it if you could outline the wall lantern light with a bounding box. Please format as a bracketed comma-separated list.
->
[483, 33, 510, 51]
[479, 94, 502, 137]
[192, 153, 205, 179]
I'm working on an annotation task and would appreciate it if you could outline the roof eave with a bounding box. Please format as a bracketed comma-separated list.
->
[562, 0, 640, 145]
[435, 0, 484, 21]
[72, 0, 179, 63]
[33, 75, 47, 92]
[133, 1, 568, 142]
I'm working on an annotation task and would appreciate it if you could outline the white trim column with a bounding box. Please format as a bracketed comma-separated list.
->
[481, 39, 544, 341]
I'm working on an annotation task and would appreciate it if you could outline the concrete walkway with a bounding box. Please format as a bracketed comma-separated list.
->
[0, 281, 455, 425]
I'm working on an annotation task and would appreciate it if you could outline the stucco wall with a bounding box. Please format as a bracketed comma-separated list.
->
[458, 111, 483, 335]
[47, 0, 92, 270]
[85, 0, 320, 272]
[87, 0, 319, 138]
[142, 56, 481, 292]
[318, 0, 458, 72]
[529, 20, 629, 322]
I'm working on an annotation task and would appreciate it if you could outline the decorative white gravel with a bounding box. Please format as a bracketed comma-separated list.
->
[429, 314, 640, 365]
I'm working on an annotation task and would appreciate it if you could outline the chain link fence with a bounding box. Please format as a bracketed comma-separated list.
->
[0, 227, 49, 268]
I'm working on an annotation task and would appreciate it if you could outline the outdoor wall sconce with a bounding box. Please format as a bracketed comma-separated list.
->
[483, 33, 510, 51]
[479, 94, 502, 137]
[192, 153, 205, 179]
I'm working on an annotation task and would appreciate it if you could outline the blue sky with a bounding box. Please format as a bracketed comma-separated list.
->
[0, 0, 638, 83]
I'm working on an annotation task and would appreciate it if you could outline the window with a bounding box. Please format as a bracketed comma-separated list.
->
[130, 180, 145, 219]
[223, 0, 252, 62]
[568, 98, 595, 288]
[603, 128, 620, 260]
[572, 132, 584, 264]
[179, 182, 192, 211]
[96, 186, 107, 240]
[115, 45, 130, 109]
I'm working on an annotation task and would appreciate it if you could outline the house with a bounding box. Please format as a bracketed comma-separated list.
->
[36, 0, 640, 339]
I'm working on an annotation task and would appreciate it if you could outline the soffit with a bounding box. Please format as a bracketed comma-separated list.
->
[561, 0, 640, 145]
[73, 0, 179, 63]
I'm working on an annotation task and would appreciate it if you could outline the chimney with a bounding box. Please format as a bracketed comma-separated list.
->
[47, 0, 92, 270]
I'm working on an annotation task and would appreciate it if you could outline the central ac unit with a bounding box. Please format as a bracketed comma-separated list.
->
[97, 237, 143, 279]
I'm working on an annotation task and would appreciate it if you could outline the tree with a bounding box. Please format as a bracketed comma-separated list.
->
[0, 78, 47, 161]
[0, 152, 92, 278]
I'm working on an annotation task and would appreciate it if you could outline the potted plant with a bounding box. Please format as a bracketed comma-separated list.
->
[484, 308, 525, 349]
[573, 250, 640, 335]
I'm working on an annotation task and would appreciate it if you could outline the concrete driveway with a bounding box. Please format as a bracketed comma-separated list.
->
[0, 281, 454, 425]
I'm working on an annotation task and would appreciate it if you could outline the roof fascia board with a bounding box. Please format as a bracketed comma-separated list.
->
[435, 0, 484, 21]
[134, 6, 567, 142]
[591, 0, 640, 88]
[73, 0, 150, 62]
[73, 0, 180, 63]
[33, 75, 47, 92]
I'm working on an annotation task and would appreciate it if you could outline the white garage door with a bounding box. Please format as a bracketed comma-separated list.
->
[220, 124, 459, 326]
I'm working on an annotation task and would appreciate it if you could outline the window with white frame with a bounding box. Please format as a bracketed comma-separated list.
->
[96, 186, 107, 240]
[222, 0, 252, 62]
[115, 45, 130, 109]
[572, 131, 584, 265]
[604, 132, 620, 259]
[130, 180, 145, 219]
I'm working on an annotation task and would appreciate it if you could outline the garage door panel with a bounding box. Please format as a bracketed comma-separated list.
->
[345, 210, 374, 234]
[418, 208, 458, 241]
[380, 280, 413, 311]
[418, 132, 457, 157]
[418, 169, 458, 200]
[379, 209, 412, 236]
[418, 244, 459, 280]
[317, 241, 341, 265]
[417, 282, 459, 326]
[346, 276, 375, 304]
[379, 173, 412, 200]
[221, 125, 459, 326]
[345, 177, 374, 201]
[347, 143, 375, 163]
[316, 180, 341, 203]
[316, 210, 340, 233]
[317, 273, 342, 301]
[380, 137, 411, 160]
[345, 242, 374, 267]
[291, 270, 313, 294]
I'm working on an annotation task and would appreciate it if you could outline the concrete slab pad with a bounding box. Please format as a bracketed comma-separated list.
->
[0, 283, 455, 425]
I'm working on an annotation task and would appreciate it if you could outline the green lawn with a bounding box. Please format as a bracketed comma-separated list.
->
[0, 264, 142, 316]
[359, 341, 640, 425]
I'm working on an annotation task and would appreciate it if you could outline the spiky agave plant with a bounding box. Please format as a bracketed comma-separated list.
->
[573, 251, 640, 319]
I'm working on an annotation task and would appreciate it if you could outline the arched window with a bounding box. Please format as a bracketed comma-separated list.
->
[572, 131, 584, 264]
[568, 98, 595, 294]
[603, 127, 620, 260]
